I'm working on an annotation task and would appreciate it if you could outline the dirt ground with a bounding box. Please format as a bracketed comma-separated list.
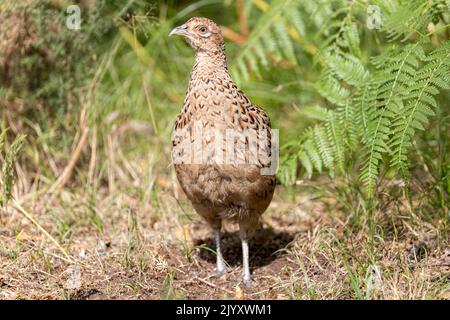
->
[0, 183, 448, 300]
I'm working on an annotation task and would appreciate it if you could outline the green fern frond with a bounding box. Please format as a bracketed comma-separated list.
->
[298, 150, 313, 178]
[353, 81, 377, 138]
[316, 74, 350, 107]
[232, 0, 303, 81]
[313, 125, 334, 173]
[315, 0, 359, 56]
[389, 40, 450, 178]
[343, 22, 361, 58]
[278, 152, 298, 185]
[273, 20, 297, 65]
[295, 110, 348, 178]
[304, 135, 324, 174]
[337, 98, 359, 150]
[326, 111, 345, 173]
[381, 0, 436, 40]
[324, 51, 369, 86]
[298, 105, 330, 121]
[360, 42, 425, 196]
[275, 0, 449, 199]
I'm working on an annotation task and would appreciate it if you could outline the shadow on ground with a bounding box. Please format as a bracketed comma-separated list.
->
[195, 226, 295, 269]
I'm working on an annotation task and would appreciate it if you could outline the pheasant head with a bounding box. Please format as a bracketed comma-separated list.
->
[169, 17, 226, 64]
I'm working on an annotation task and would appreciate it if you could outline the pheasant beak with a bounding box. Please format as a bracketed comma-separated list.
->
[169, 24, 189, 37]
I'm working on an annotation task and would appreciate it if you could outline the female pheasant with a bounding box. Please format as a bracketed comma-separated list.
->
[169, 17, 276, 286]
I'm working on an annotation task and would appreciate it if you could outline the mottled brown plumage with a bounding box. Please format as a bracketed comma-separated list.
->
[169, 17, 276, 285]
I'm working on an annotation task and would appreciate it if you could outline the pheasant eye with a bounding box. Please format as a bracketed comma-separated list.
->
[199, 27, 207, 33]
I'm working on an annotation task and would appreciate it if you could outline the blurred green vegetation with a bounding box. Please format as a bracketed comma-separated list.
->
[0, 0, 449, 226]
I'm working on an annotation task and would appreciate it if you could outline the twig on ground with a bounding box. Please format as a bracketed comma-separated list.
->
[195, 276, 234, 294]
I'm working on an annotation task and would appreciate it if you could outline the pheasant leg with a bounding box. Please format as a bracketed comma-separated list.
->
[213, 228, 228, 276]
[241, 238, 253, 286]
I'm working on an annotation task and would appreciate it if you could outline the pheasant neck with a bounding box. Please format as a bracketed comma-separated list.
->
[193, 46, 228, 75]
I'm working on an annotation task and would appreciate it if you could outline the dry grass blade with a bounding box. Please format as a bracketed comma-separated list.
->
[12, 199, 74, 263]
[221, 26, 246, 45]
[236, 0, 249, 36]
[143, 75, 159, 135]
[49, 105, 89, 193]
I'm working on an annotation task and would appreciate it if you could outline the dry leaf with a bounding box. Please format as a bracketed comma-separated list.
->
[16, 229, 29, 241]
[234, 285, 245, 300]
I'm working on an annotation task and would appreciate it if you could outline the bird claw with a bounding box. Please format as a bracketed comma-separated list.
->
[242, 277, 255, 288]
[212, 268, 228, 278]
